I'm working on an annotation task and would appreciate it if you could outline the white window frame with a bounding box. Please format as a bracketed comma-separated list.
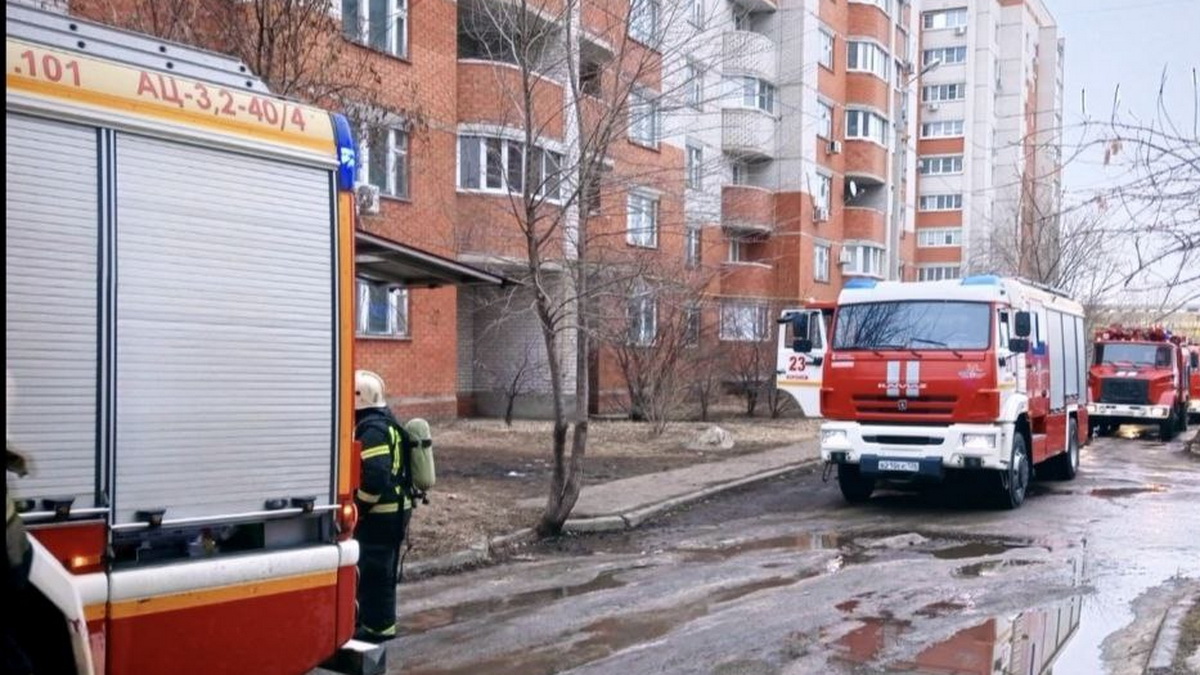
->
[628, 89, 661, 146]
[816, 172, 832, 212]
[922, 83, 967, 102]
[920, 119, 965, 138]
[627, 191, 659, 248]
[719, 302, 770, 342]
[342, 0, 408, 59]
[685, 226, 701, 268]
[819, 29, 835, 70]
[727, 237, 745, 262]
[686, 143, 703, 190]
[629, 0, 660, 46]
[688, 0, 704, 28]
[814, 241, 831, 283]
[725, 76, 776, 114]
[919, 155, 964, 175]
[917, 227, 963, 247]
[918, 193, 964, 211]
[818, 100, 834, 139]
[457, 134, 563, 200]
[923, 46, 967, 66]
[356, 278, 410, 338]
[845, 109, 889, 146]
[628, 285, 658, 346]
[361, 126, 410, 199]
[918, 265, 962, 281]
[844, 243, 885, 277]
[847, 40, 890, 82]
[685, 59, 704, 109]
[923, 7, 968, 30]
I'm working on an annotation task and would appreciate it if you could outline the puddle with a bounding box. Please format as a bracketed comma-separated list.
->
[1089, 485, 1167, 498]
[676, 533, 840, 562]
[930, 540, 1023, 560]
[914, 600, 966, 618]
[835, 595, 1084, 674]
[953, 558, 1039, 578]
[400, 568, 628, 634]
[836, 599, 861, 613]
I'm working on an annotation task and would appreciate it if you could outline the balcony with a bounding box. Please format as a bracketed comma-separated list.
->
[729, 0, 777, 13]
[457, 60, 565, 140]
[721, 185, 774, 236]
[722, 109, 776, 160]
[722, 31, 777, 83]
[843, 207, 886, 243]
[721, 261, 774, 297]
[843, 140, 888, 183]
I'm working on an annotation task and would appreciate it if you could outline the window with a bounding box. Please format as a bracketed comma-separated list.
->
[627, 192, 658, 248]
[686, 144, 703, 189]
[814, 242, 831, 282]
[727, 237, 745, 262]
[917, 227, 963, 247]
[629, 0, 659, 45]
[720, 302, 769, 341]
[923, 7, 968, 30]
[919, 155, 964, 175]
[847, 41, 890, 81]
[629, 90, 660, 146]
[683, 305, 700, 345]
[834, 300, 989, 350]
[628, 285, 657, 346]
[685, 226, 701, 268]
[816, 173, 832, 212]
[584, 172, 602, 214]
[918, 265, 961, 281]
[685, 60, 704, 109]
[342, 0, 408, 58]
[849, 0, 893, 15]
[458, 135, 563, 199]
[843, 244, 885, 277]
[688, 0, 704, 27]
[819, 29, 835, 70]
[726, 76, 776, 114]
[580, 60, 603, 97]
[919, 193, 963, 211]
[924, 46, 967, 66]
[818, 100, 834, 139]
[920, 119, 965, 138]
[362, 127, 410, 198]
[731, 162, 748, 185]
[922, 83, 967, 102]
[845, 109, 889, 145]
[356, 279, 409, 338]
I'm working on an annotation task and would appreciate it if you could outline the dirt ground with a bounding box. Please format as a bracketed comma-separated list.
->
[1175, 598, 1200, 674]
[402, 410, 817, 562]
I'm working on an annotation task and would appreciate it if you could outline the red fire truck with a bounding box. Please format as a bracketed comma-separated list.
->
[1189, 344, 1200, 424]
[1087, 325, 1191, 440]
[780, 276, 1087, 508]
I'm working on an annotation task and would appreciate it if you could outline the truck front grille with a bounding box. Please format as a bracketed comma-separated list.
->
[1099, 378, 1149, 405]
[852, 395, 957, 416]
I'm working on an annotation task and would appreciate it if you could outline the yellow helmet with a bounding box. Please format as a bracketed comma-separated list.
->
[354, 370, 387, 410]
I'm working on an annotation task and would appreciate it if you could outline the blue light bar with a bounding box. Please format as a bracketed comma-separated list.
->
[960, 274, 1002, 286]
[845, 278, 878, 290]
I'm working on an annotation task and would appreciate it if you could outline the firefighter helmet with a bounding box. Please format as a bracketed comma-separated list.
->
[354, 370, 388, 410]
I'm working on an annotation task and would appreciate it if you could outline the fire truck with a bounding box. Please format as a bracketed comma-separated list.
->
[6, 5, 367, 674]
[1087, 325, 1191, 440]
[1189, 344, 1200, 424]
[779, 276, 1088, 508]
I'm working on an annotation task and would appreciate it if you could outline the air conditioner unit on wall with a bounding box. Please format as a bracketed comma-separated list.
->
[827, 140, 843, 155]
[955, 25, 967, 36]
[838, 248, 853, 264]
[814, 206, 829, 222]
[926, 102, 941, 112]
[356, 183, 381, 215]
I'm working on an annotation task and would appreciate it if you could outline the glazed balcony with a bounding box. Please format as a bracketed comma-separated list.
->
[721, 185, 775, 236]
[720, 261, 774, 297]
[722, 31, 777, 83]
[843, 140, 889, 183]
[457, 60, 565, 140]
[722, 109, 776, 160]
[843, 207, 886, 244]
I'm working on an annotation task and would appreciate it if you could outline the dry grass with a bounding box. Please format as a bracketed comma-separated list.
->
[403, 411, 817, 561]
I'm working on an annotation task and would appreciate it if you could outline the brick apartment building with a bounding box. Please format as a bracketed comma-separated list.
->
[62, 0, 1062, 419]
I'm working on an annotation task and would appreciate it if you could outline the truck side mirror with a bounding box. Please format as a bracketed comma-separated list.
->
[1008, 337, 1030, 353]
[1013, 311, 1032, 338]
[792, 338, 813, 354]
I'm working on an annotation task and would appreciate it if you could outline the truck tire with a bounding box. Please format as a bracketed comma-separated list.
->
[1160, 409, 1177, 441]
[1046, 419, 1080, 481]
[837, 464, 875, 504]
[994, 433, 1030, 509]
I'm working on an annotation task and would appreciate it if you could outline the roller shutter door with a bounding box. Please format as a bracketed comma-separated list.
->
[113, 134, 335, 524]
[5, 113, 100, 506]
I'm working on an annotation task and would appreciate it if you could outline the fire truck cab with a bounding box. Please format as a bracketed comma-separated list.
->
[785, 276, 1087, 509]
[1087, 326, 1191, 440]
[1189, 345, 1200, 424]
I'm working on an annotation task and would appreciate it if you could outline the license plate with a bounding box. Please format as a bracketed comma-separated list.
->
[878, 460, 919, 472]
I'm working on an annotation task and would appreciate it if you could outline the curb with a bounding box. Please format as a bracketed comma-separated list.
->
[403, 459, 817, 579]
[1145, 590, 1198, 674]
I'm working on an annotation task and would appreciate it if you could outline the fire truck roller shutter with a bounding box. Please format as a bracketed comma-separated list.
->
[1047, 310, 1066, 410]
[112, 133, 335, 524]
[5, 113, 101, 507]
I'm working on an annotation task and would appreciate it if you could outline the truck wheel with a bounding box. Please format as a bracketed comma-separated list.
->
[1160, 410, 1177, 441]
[837, 464, 875, 504]
[1046, 420, 1080, 481]
[995, 433, 1030, 509]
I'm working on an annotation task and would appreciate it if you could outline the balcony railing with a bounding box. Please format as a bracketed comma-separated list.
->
[722, 185, 774, 236]
[722, 31, 776, 83]
[722, 109, 776, 159]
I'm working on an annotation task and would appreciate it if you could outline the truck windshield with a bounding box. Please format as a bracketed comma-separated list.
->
[1095, 343, 1172, 367]
[833, 301, 991, 351]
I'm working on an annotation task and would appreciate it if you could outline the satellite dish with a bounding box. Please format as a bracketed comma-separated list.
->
[848, 180, 859, 198]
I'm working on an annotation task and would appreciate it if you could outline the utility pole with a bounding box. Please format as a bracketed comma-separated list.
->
[889, 58, 941, 281]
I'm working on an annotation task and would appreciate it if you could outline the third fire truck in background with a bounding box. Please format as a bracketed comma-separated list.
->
[778, 276, 1087, 509]
[1087, 326, 1191, 440]
[1187, 343, 1200, 424]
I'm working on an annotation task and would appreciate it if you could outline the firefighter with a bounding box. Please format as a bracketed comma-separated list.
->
[352, 370, 412, 643]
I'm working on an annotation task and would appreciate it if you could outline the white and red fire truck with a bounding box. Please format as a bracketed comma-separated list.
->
[1189, 344, 1200, 424]
[778, 276, 1088, 508]
[1087, 325, 1191, 440]
[6, 5, 366, 674]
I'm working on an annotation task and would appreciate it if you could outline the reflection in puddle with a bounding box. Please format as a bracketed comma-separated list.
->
[400, 568, 628, 634]
[953, 558, 1039, 578]
[835, 595, 1083, 674]
[1089, 485, 1167, 498]
[676, 533, 840, 562]
[930, 541, 1024, 560]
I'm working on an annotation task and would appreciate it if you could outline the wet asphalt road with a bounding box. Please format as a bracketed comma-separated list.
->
[391, 429, 1200, 675]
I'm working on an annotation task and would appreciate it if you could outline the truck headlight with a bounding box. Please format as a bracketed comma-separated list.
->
[962, 433, 997, 450]
[1086, 404, 1096, 413]
[1152, 407, 1168, 418]
[822, 429, 850, 448]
